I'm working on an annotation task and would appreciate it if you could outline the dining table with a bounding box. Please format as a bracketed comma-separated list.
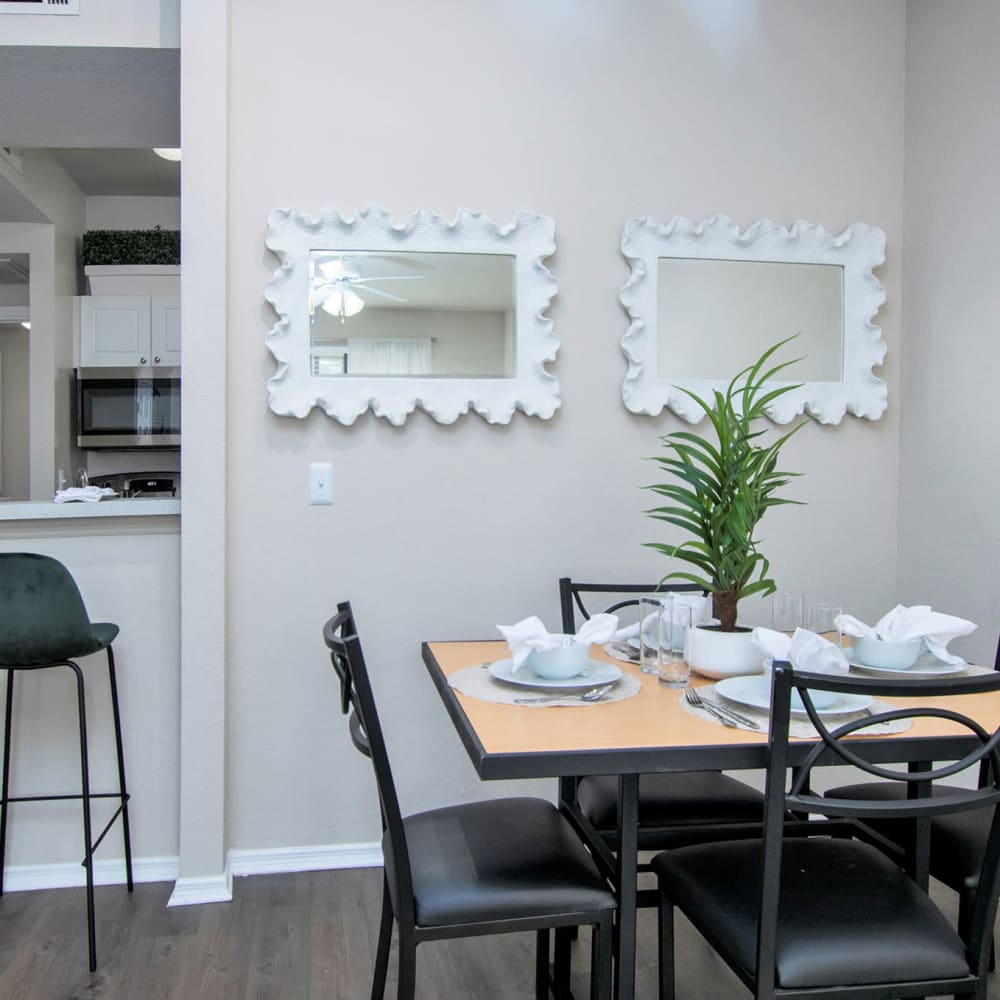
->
[421, 638, 1000, 1000]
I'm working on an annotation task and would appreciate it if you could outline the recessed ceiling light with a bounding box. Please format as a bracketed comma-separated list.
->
[153, 148, 182, 162]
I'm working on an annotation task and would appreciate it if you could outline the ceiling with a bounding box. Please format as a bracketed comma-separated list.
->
[0, 46, 179, 148]
[0, 45, 181, 210]
[0, 254, 30, 284]
[47, 148, 180, 197]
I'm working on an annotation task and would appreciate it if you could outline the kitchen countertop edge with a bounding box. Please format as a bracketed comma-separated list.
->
[0, 499, 181, 521]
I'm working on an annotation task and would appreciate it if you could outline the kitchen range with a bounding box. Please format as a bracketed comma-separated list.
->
[91, 472, 178, 498]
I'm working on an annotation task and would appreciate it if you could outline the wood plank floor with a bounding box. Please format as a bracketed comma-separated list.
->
[0, 867, 994, 999]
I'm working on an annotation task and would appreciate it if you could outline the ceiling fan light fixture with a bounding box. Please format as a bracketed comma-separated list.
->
[153, 148, 182, 162]
[320, 287, 365, 320]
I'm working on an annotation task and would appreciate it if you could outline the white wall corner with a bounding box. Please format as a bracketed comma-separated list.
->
[167, 868, 234, 907]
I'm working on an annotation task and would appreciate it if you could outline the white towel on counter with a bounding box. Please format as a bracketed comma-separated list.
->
[53, 486, 118, 503]
[752, 627, 849, 674]
[834, 605, 976, 665]
[497, 614, 619, 670]
[612, 593, 712, 642]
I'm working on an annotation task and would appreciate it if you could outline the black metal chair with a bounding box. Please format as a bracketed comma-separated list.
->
[823, 634, 1000, 953]
[323, 601, 615, 1000]
[653, 663, 1000, 1000]
[0, 552, 134, 972]
[558, 579, 764, 857]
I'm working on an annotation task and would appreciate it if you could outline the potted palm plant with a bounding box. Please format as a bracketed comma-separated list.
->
[644, 337, 807, 676]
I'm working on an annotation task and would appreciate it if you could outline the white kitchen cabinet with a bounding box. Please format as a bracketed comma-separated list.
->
[77, 295, 181, 367]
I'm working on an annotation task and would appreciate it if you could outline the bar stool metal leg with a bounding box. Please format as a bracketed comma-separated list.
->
[0, 669, 13, 897]
[68, 660, 97, 973]
[105, 647, 133, 891]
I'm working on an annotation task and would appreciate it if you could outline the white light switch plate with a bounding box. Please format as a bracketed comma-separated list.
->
[309, 462, 333, 505]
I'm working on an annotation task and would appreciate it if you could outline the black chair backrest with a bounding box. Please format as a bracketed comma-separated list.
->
[323, 602, 415, 922]
[761, 663, 1000, 985]
[558, 577, 703, 634]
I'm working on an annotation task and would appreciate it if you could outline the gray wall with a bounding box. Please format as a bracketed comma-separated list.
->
[896, 0, 1000, 667]
[0, 324, 30, 499]
[223, 0, 907, 852]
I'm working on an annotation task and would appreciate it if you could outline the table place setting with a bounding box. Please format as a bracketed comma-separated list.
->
[678, 626, 913, 736]
[446, 615, 643, 707]
[679, 681, 912, 737]
[835, 604, 981, 678]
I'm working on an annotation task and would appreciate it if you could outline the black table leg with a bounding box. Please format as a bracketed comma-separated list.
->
[613, 773, 639, 1000]
[907, 760, 933, 891]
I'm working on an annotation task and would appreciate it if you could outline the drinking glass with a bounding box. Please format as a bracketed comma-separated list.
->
[639, 596, 665, 674]
[807, 603, 843, 647]
[771, 592, 804, 634]
[659, 600, 692, 688]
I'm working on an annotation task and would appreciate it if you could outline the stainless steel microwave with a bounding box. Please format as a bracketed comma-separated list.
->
[74, 367, 181, 449]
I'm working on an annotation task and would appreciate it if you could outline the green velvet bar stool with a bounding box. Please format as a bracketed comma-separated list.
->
[0, 552, 134, 972]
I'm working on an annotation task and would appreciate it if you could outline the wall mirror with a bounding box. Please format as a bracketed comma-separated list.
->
[265, 205, 559, 425]
[620, 215, 888, 424]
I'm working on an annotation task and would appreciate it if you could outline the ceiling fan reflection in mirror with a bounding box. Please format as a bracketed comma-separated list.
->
[310, 253, 430, 323]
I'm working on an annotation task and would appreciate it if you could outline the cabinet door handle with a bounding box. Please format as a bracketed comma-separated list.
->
[154, 356, 161, 363]
[140, 356, 148, 364]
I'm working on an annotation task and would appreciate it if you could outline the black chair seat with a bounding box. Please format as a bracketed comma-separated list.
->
[826, 781, 987, 889]
[577, 771, 763, 837]
[652, 837, 969, 989]
[393, 797, 615, 927]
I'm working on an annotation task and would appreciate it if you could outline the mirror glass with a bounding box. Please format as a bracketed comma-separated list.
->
[265, 205, 559, 425]
[620, 215, 887, 425]
[308, 250, 515, 378]
[658, 259, 843, 381]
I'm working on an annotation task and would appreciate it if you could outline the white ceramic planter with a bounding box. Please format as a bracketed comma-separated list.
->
[686, 625, 764, 679]
[85, 265, 180, 296]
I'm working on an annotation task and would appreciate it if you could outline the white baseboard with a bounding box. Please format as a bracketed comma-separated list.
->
[228, 840, 382, 877]
[2, 855, 179, 893]
[167, 869, 233, 907]
[4, 842, 383, 905]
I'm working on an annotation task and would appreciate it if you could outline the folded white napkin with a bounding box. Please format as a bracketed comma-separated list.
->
[752, 627, 849, 675]
[834, 605, 976, 665]
[53, 486, 117, 504]
[497, 614, 619, 670]
[612, 593, 711, 642]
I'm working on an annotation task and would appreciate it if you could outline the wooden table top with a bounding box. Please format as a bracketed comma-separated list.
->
[422, 639, 1000, 779]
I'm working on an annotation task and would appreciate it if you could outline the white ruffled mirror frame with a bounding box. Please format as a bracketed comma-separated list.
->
[264, 204, 560, 425]
[619, 215, 888, 425]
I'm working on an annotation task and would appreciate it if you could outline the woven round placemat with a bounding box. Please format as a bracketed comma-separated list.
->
[682, 684, 914, 737]
[448, 663, 642, 707]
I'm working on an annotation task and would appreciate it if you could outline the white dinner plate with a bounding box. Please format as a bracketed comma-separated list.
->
[715, 675, 872, 717]
[487, 658, 623, 690]
[846, 646, 967, 678]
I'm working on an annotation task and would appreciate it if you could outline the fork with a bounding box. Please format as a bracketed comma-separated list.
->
[683, 687, 760, 730]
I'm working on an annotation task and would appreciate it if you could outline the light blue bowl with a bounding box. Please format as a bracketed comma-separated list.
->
[852, 637, 922, 670]
[526, 641, 592, 680]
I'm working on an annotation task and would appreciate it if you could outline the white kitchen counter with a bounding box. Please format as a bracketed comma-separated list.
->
[0, 498, 181, 521]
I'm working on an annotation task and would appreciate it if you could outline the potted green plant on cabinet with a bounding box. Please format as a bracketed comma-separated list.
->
[644, 336, 807, 676]
[81, 226, 180, 295]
